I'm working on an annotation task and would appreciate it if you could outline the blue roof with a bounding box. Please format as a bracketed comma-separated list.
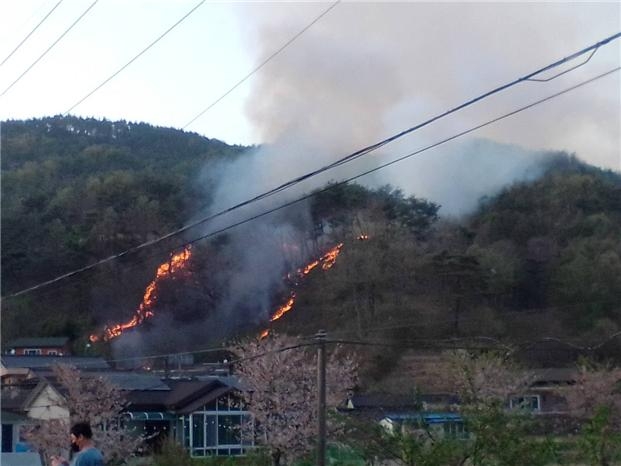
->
[384, 412, 462, 424]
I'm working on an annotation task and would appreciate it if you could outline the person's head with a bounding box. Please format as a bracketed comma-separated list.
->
[70, 422, 93, 451]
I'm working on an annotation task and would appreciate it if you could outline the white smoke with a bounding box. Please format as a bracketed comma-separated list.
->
[235, 1, 619, 187]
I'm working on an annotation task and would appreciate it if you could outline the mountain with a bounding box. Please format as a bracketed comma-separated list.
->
[2, 117, 619, 367]
[1, 116, 246, 344]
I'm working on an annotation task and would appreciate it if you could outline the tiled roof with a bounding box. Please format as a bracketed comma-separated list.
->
[124, 378, 238, 413]
[92, 372, 170, 391]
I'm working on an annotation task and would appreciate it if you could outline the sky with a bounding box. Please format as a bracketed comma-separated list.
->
[0, 1, 619, 181]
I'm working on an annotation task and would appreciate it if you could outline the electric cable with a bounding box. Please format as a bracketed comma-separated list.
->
[0, 0, 64, 67]
[63, 0, 206, 115]
[182, 0, 341, 130]
[170, 67, 621, 256]
[0, 0, 99, 97]
[4, 64, 619, 300]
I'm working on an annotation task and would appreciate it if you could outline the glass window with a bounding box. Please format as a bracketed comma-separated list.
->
[443, 421, 467, 439]
[2, 424, 13, 452]
[241, 415, 254, 446]
[510, 395, 540, 412]
[217, 396, 229, 410]
[191, 414, 204, 449]
[228, 395, 243, 411]
[182, 416, 190, 448]
[218, 415, 241, 446]
[205, 415, 217, 447]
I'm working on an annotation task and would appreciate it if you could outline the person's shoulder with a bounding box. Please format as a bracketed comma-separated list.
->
[75, 448, 104, 465]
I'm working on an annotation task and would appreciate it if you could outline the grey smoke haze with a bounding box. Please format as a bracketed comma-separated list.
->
[114, 2, 619, 355]
[376, 138, 552, 217]
[238, 1, 619, 172]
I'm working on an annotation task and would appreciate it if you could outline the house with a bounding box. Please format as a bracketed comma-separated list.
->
[507, 367, 579, 434]
[1, 362, 254, 458]
[0, 357, 125, 457]
[344, 392, 465, 438]
[0, 378, 60, 455]
[1, 411, 34, 454]
[5, 338, 71, 357]
[122, 375, 253, 456]
[380, 412, 467, 439]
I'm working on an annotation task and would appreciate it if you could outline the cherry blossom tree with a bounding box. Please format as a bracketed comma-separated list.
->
[565, 362, 621, 466]
[27, 364, 144, 465]
[445, 349, 532, 407]
[443, 351, 557, 466]
[231, 333, 358, 466]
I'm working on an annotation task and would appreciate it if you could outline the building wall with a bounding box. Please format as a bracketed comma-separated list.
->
[27, 386, 69, 420]
[14, 347, 66, 356]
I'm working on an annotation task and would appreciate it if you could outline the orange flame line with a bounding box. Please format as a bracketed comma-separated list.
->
[261, 243, 344, 337]
[90, 247, 192, 342]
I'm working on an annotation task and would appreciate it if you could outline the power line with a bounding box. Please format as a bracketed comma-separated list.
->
[170, 67, 621, 255]
[14, 331, 621, 411]
[63, 0, 206, 115]
[0, 0, 64, 67]
[4, 64, 619, 300]
[0, 0, 99, 98]
[22, 330, 620, 368]
[182, 0, 341, 130]
[294, 297, 621, 341]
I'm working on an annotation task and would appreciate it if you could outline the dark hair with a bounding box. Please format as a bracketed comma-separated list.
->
[70, 422, 93, 439]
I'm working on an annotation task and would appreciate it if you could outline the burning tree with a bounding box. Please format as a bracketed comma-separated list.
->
[231, 333, 358, 466]
[27, 364, 143, 465]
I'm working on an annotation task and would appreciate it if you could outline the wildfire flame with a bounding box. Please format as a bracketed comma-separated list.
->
[90, 247, 192, 342]
[261, 243, 344, 339]
[270, 293, 296, 322]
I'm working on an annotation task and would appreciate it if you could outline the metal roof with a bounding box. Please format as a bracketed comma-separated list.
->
[6, 337, 69, 348]
[1, 355, 109, 370]
[90, 372, 170, 391]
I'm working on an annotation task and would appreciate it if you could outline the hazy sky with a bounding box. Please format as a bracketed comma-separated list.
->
[0, 1, 619, 172]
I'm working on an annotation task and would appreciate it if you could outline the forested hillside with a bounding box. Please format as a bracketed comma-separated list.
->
[1, 116, 247, 344]
[2, 117, 620, 366]
[270, 156, 621, 369]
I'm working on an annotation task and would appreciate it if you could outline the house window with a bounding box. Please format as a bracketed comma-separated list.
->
[2, 424, 13, 452]
[24, 349, 41, 355]
[509, 395, 541, 412]
[443, 421, 468, 439]
[47, 350, 58, 356]
[183, 394, 253, 457]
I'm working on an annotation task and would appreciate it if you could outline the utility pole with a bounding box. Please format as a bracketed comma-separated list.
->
[316, 329, 327, 466]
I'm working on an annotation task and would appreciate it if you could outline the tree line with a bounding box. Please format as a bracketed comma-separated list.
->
[2, 117, 620, 366]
